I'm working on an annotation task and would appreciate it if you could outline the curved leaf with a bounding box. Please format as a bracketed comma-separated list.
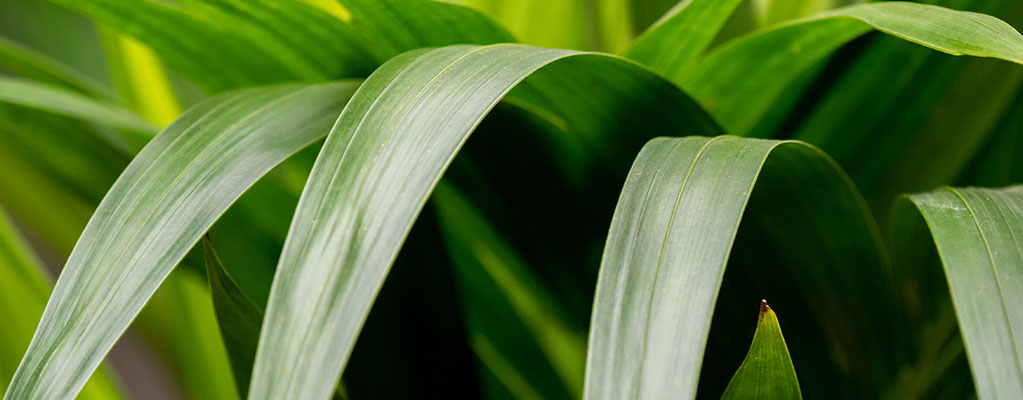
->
[895, 186, 1023, 399]
[585, 136, 899, 399]
[0, 207, 122, 400]
[0, 77, 155, 152]
[251, 43, 721, 400]
[4, 81, 359, 400]
[679, 2, 1023, 135]
[45, 0, 513, 92]
[624, 0, 745, 77]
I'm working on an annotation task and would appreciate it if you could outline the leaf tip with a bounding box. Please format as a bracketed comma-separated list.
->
[759, 299, 770, 320]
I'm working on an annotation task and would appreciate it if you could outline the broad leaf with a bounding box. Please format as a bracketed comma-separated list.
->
[585, 136, 900, 399]
[251, 43, 720, 400]
[4, 81, 358, 399]
[895, 186, 1023, 399]
[720, 301, 801, 400]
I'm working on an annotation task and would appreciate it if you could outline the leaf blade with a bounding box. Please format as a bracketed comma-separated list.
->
[250, 43, 721, 400]
[4, 81, 358, 400]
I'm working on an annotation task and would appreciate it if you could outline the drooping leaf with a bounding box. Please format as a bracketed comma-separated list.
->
[0, 206, 123, 400]
[679, 1, 1023, 136]
[894, 186, 1023, 399]
[0, 35, 112, 98]
[790, 0, 1023, 207]
[4, 81, 358, 400]
[585, 136, 901, 399]
[251, 43, 721, 400]
[720, 300, 802, 400]
[44, 0, 514, 93]
[0, 76, 155, 152]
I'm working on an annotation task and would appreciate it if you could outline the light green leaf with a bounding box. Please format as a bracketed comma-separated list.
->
[895, 186, 1023, 399]
[0, 206, 123, 399]
[585, 136, 900, 399]
[682, 2, 1023, 136]
[251, 43, 720, 400]
[720, 300, 802, 400]
[45, 0, 513, 92]
[4, 81, 358, 400]
[0, 76, 155, 152]
[625, 0, 745, 77]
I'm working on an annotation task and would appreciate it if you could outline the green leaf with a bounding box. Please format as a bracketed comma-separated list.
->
[790, 0, 1023, 206]
[624, 0, 745, 76]
[203, 237, 264, 399]
[45, 0, 513, 92]
[250, 43, 720, 400]
[0, 76, 155, 152]
[455, 0, 619, 51]
[680, 2, 1023, 136]
[720, 301, 802, 400]
[0, 206, 123, 399]
[338, 0, 516, 59]
[4, 81, 358, 399]
[433, 182, 585, 399]
[0, 35, 112, 98]
[585, 136, 900, 399]
[895, 186, 1023, 399]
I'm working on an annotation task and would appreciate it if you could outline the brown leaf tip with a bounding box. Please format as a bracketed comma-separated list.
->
[759, 299, 770, 320]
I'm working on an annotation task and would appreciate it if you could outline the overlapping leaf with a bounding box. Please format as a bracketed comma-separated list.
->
[631, 1, 1023, 136]
[251, 43, 720, 400]
[586, 136, 900, 399]
[4, 81, 358, 399]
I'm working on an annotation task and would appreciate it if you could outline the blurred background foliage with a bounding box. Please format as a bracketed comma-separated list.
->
[0, 0, 1020, 398]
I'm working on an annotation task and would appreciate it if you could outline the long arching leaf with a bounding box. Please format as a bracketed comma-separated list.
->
[586, 136, 900, 399]
[0, 207, 123, 399]
[250, 43, 721, 400]
[653, 2, 1023, 136]
[894, 186, 1023, 399]
[3, 81, 359, 400]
